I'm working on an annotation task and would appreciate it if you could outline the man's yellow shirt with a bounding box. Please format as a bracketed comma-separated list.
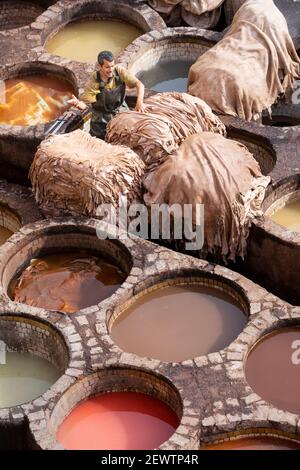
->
[81, 65, 138, 104]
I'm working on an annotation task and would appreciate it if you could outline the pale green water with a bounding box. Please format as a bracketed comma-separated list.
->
[138, 60, 192, 93]
[0, 352, 60, 408]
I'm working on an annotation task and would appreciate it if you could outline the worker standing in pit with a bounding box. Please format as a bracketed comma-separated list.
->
[68, 50, 145, 139]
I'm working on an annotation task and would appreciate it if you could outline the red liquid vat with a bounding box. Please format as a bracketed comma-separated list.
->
[57, 392, 179, 450]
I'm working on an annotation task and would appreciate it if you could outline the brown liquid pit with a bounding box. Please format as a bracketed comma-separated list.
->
[111, 284, 247, 362]
[0, 226, 13, 245]
[10, 251, 126, 313]
[245, 327, 300, 415]
[0, 74, 74, 126]
[202, 435, 300, 450]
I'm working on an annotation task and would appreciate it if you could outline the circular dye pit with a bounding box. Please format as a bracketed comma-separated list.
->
[0, 352, 60, 408]
[262, 115, 300, 127]
[0, 1, 45, 31]
[202, 435, 300, 450]
[245, 327, 300, 415]
[268, 197, 300, 233]
[9, 250, 126, 313]
[56, 391, 179, 450]
[0, 74, 74, 126]
[46, 20, 142, 63]
[137, 60, 192, 93]
[111, 284, 247, 362]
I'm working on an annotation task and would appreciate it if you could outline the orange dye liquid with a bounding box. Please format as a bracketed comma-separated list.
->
[0, 74, 74, 126]
[202, 436, 300, 450]
[56, 392, 179, 450]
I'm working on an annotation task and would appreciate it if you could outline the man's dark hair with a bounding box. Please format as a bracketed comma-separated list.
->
[98, 51, 114, 65]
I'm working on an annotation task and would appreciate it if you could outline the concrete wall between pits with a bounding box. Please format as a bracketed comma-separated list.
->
[220, 115, 300, 182]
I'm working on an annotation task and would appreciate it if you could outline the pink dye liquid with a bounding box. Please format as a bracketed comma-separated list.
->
[245, 327, 300, 414]
[57, 392, 179, 450]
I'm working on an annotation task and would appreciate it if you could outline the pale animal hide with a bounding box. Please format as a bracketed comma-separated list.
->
[106, 92, 226, 169]
[143, 132, 271, 261]
[188, 0, 300, 121]
[181, 5, 222, 28]
[29, 129, 145, 217]
[182, 0, 224, 15]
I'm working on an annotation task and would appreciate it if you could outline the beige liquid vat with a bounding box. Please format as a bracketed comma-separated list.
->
[111, 284, 247, 363]
[270, 199, 300, 233]
[46, 20, 142, 63]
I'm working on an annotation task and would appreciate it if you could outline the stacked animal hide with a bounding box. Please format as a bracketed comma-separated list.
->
[106, 92, 226, 169]
[29, 129, 145, 217]
[143, 132, 271, 261]
[188, 0, 300, 121]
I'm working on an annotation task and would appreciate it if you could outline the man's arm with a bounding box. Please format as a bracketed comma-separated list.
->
[67, 74, 98, 110]
[116, 65, 146, 113]
[135, 80, 146, 113]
